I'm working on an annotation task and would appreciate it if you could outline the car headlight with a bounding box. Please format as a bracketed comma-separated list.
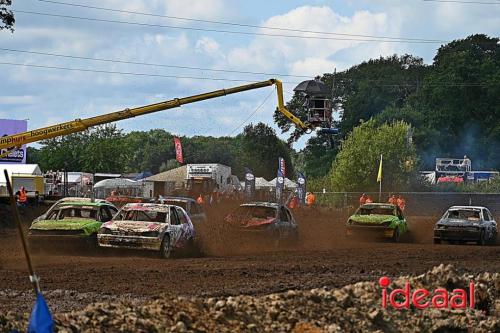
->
[99, 227, 112, 234]
[142, 231, 159, 237]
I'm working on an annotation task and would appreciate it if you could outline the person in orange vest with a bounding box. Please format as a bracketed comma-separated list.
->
[16, 186, 28, 207]
[288, 195, 298, 209]
[397, 195, 406, 211]
[388, 194, 397, 205]
[305, 192, 316, 207]
[359, 193, 368, 206]
[365, 195, 373, 204]
[196, 194, 204, 205]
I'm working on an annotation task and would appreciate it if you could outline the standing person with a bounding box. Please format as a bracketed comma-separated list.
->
[359, 193, 368, 206]
[388, 194, 397, 205]
[16, 186, 28, 207]
[365, 195, 373, 204]
[305, 192, 316, 207]
[196, 194, 204, 205]
[288, 195, 298, 209]
[397, 195, 406, 211]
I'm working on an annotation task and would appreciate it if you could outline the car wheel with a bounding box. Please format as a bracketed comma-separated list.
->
[476, 231, 485, 246]
[433, 238, 441, 244]
[392, 227, 400, 243]
[160, 235, 172, 258]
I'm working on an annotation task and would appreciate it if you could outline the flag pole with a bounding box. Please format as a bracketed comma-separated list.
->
[378, 154, 383, 202]
[3, 169, 40, 295]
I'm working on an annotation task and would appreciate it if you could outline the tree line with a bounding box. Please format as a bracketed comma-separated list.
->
[27, 123, 295, 181]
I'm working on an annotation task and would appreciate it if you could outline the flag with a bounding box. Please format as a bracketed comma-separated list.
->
[244, 167, 255, 201]
[297, 172, 306, 204]
[278, 157, 286, 178]
[173, 137, 184, 164]
[377, 154, 383, 183]
[276, 169, 285, 204]
[28, 293, 54, 333]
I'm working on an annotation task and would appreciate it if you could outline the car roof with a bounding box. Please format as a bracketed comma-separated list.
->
[122, 202, 181, 212]
[448, 206, 487, 210]
[360, 203, 397, 209]
[57, 198, 112, 207]
[161, 196, 196, 203]
[240, 202, 280, 208]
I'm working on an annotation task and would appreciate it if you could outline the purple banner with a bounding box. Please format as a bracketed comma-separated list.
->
[0, 119, 28, 163]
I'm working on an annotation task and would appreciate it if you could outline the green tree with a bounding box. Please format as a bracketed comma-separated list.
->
[240, 122, 294, 180]
[329, 120, 418, 192]
[0, 0, 14, 32]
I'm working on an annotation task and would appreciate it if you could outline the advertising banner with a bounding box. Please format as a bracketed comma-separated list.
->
[276, 169, 284, 204]
[297, 172, 306, 205]
[173, 137, 184, 164]
[0, 119, 28, 163]
[278, 157, 286, 178]
[244, 167, 255, 201]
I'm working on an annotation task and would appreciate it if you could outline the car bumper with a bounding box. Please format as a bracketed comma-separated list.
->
[433, 228, 481, 241]
[28, 233, 96, 248]
[97, 234, 161, 251]
[346, 225, 395, 239]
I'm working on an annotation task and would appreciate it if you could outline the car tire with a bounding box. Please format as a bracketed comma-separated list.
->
[160, 235, 172, 259]
[476, 231, 485, 246]
[433, 238, 441, 244]
[392, 227, 400, 243]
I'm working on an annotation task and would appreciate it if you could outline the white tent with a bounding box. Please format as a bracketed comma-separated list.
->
[0, 164, 42, 185]
[255, 177, 272, 189]
[94, 178, 142, 188]
[269, 177, 297, 189]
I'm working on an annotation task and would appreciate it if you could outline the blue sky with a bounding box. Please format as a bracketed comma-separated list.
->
[0, 0, 499, 149]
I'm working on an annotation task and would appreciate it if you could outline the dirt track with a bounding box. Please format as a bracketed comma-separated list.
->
[1, 208, 499, 314]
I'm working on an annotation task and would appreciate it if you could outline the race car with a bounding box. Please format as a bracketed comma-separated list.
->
[433, 206, 497, 245]
[97, 203, 196, 258]
[158, 196, 207, 225]
[224, 202, 298, 245]
[28, 198, 118, 249]
[346, 203, 408, 242]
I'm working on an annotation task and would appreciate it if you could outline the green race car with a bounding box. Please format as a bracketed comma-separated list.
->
[29, 198, 119, 249]
[346, 203, 408, 242]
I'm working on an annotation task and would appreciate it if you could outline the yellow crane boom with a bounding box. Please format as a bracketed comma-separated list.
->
[0, 78, 308, 157]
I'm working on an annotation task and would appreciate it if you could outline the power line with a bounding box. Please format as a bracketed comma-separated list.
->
[0, 61, 299, 84]
[0, 62, 489, 87]
[37, 0, 449, 43]
[0, 47, 311, 79]
[422, 0, 500, 4]
[14, 10, 447, 44]
[228, 90, 274, 136]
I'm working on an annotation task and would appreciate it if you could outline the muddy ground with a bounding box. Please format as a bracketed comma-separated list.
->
[0, 204, 498, 317]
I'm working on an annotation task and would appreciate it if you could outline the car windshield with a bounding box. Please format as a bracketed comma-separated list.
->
[51, 207, 98, 220]
[118, 209, 167, 223]
[233, 206, 276, 220]
[357, 207, 395, 216]
[447, 209, 480, 221]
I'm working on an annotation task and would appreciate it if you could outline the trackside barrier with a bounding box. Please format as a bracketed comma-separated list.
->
[312, 192, 500, 218]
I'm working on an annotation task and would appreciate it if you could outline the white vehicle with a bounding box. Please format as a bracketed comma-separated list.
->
[186, 163, 232, 196]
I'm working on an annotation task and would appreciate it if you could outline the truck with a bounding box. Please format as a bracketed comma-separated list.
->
[186, 164, 232, 196]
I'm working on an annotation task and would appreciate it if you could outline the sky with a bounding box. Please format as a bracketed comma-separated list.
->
[0, 0, 499, 150]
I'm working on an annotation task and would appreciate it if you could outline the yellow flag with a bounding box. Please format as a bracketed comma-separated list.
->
[377, 155, 383, 183]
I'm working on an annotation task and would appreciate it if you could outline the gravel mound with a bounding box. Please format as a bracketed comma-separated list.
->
[1, 264, 498, 333]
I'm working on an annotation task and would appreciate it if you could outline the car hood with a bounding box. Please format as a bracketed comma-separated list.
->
[349, 214, 397, 225]
[30, 219, 102, 236]
[225, 215, 276, 228]
[438, 219, 480, 228]
[102, 220, 165, 233]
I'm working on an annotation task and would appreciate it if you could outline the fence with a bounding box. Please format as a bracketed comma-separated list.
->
[312, 192, 500, 217]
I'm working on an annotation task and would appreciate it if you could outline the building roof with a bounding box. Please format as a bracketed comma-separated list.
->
[0, 164, 42, 184]
[146, 165, 187, 183]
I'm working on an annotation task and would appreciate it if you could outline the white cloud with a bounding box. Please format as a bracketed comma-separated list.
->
[0, 95, 36, 105]
[195, 37, 221, 55]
